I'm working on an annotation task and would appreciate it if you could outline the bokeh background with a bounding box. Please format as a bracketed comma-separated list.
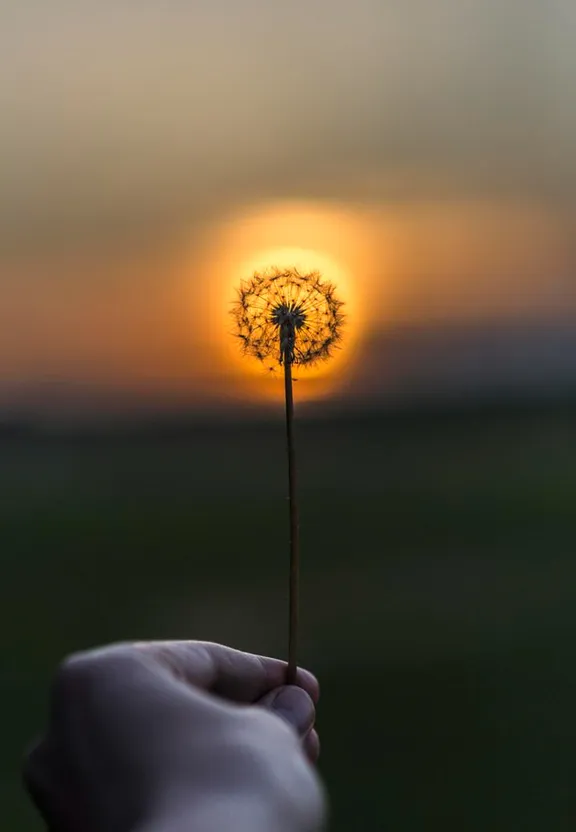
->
[2, 1, 576, 829]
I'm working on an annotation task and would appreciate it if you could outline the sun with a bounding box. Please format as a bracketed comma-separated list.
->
[226, 246, 358, 385]
[231, 265, 345, 373]
[182, 200, 378, 403]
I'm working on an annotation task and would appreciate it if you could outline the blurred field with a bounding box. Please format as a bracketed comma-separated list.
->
[2, 403, 576, 830]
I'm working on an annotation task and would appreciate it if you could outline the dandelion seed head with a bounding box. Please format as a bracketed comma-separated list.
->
[231, 266, 345, 369]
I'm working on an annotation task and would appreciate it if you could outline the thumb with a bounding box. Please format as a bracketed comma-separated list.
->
[257, 685, 316, 737]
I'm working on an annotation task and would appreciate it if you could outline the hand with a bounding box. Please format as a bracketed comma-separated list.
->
[23, 641, 326, 832]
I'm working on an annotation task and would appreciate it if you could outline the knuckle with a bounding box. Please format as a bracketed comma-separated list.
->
[51, 645, 127, 704]
[52, 643, 137, 697]
[52, 651, 98, 697]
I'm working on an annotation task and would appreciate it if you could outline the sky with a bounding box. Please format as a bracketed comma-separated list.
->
[1, 0, 575, 418]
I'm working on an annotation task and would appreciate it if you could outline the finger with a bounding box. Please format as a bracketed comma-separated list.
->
[135, 641, 319, 704]
[304, 729, 320, 763]
[257, 685, 316, 736]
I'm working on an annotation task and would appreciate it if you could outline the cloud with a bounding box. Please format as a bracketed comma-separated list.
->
[1, 0, 575, 246]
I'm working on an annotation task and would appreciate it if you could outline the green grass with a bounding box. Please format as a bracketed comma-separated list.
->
[2, 407, 576, 829]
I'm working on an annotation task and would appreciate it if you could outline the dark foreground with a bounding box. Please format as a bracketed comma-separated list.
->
[3, 403, 576, 830]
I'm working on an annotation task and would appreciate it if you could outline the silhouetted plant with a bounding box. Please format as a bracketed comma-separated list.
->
[232, 266, 345, 683]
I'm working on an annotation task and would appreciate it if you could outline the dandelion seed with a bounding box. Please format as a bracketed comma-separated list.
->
[232, 267, 345, 370]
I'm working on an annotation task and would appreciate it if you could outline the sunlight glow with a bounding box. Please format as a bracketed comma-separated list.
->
[186, 200, 381, 403]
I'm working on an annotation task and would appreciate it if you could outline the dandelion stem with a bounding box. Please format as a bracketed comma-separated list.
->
[232, 268, 344, 686]
[283, 353, 299, 685]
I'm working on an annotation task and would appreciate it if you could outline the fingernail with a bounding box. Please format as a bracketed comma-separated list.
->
[270, 686, 315, 735]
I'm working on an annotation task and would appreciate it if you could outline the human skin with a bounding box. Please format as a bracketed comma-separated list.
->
[23, 641, 326, 832]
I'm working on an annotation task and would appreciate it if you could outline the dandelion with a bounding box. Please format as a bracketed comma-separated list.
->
[231, 266, 345, 682]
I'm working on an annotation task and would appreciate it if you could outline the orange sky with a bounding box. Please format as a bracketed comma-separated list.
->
[1, 1, 575, 416]
[2, 196, 574, 415]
